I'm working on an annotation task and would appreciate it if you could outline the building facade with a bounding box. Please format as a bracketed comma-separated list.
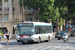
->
[0, 0, 36, 36]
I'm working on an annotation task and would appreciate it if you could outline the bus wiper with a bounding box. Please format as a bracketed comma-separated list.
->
[20, 34, 23, 35]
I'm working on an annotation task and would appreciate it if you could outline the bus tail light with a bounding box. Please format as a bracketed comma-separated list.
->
[20, 35, 23, 37]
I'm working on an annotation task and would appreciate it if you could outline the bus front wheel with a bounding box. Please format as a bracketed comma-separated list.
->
[22, 42, 25, 44]
[38, 37, 41, 43]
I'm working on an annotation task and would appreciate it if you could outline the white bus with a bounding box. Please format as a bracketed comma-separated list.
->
[16, 22, 53, 44]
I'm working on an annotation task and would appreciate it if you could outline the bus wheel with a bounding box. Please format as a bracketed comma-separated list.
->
[48, 36, 50, 42]
[38, 37, 41, 43]
[22, 42, 25, 44]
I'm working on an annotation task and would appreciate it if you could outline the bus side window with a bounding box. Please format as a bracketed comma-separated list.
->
[35, 26, 38, 34]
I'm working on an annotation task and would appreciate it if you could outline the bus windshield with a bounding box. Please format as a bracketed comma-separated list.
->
[17, 27, 34, 35]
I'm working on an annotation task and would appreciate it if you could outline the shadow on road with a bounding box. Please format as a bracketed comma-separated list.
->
[0, 41, 50, 46]
[69, 36, 75, 37]
[0, 42, 19, 45]
[0, 42, 40, 45]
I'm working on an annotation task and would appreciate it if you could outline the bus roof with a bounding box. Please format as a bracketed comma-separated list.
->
[23, 21, 52, 26]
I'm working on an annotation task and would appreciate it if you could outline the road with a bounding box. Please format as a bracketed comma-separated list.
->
[0, 36, 75, 50]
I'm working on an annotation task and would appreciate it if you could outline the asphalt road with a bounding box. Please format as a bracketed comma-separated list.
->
[0, 36, 75, 50]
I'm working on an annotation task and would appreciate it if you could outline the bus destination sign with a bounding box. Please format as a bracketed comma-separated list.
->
[18, 23, 33, 27]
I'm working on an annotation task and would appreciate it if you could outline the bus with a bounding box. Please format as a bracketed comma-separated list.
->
[16, 22, 53, 44]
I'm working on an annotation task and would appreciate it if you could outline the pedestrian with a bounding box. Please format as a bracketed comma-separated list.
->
[9, 32, 11, 38]
[69, 28, 72, 31]
[0, 35, 2, 41]
[15, 32, 17, 40]
[6, 32, 10, 44]
[64, 31, 69, 39]
[3, 33, 6, 40]
[64, 31, 68, 35]
[53, 28, 56, 36]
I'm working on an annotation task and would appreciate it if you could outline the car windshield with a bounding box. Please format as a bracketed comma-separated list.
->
[59, 31, 65, 35]
[56, 32, 60, 35]
[72, 27, 75, 30]
[17, 27, 34, 35]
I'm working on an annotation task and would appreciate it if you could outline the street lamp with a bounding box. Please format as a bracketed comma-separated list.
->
[22, 0, 24, 22]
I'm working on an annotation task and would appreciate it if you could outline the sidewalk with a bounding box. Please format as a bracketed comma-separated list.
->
[0, 38, 16, 42]
[0, 44, 4, 48]
[0, 37, 16, 48]
[0, 38, 16, 48]
[0, 37, 16, 43]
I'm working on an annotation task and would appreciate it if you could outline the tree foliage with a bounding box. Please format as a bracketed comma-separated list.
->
[19, 0, 75, 23]
[19, 0, 59, 22]
[67, 0, 75, 18]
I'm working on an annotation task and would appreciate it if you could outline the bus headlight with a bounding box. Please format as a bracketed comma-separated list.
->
[17, 35, 20, 40]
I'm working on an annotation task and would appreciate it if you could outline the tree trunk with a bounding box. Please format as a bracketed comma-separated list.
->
[60, 19, 63, 31]
[56, 18, 59, 32]
[60, 25, 62, 31]
[63, 19, 66, 31]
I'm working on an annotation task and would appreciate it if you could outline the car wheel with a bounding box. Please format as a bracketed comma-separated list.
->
[48, 36, 50, 42]
[71, 34, 72, 36]
[22, 42, 25, 44]
[55, 36, 57, 38]
[58, 38, 60, 40]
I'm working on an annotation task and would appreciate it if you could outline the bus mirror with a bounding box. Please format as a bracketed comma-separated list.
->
[36, 32, 37, 34]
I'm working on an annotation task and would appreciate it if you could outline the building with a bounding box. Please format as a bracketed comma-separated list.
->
[0, 0, 36, 36]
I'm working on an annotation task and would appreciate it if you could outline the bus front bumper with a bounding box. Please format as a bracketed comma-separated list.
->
[17, 37, 34, 42]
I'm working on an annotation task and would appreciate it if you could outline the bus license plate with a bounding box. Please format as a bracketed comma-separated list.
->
[24, 40, 28, 42]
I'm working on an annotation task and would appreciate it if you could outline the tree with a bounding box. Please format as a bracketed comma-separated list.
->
[67, 0, 75, 19]
[19, 0, 75, 31]
[19, 0, 59, 23]
[54, 0, 68, 31]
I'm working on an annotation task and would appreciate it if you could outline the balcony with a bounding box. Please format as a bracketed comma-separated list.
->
[25, 7, 36, 11]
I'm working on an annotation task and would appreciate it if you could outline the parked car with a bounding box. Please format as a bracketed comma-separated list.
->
[55, 32, 60, 38]
[71, 27, 75, 36]
[55, 31, 66, 40]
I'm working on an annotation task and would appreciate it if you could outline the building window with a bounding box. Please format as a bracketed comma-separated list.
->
[13, 8, 15, 11]
[4, 7, 9, 11]
[5, 0, 8, 2]
[4, 14, 8, 21]
[12, 0, 14, 2]
[4, 0, 9, 11]
[0, 8, 2, 11]
[0, 14, 2, 21]
[0, 0, 2, 6]
[26, 14, 33, 21]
